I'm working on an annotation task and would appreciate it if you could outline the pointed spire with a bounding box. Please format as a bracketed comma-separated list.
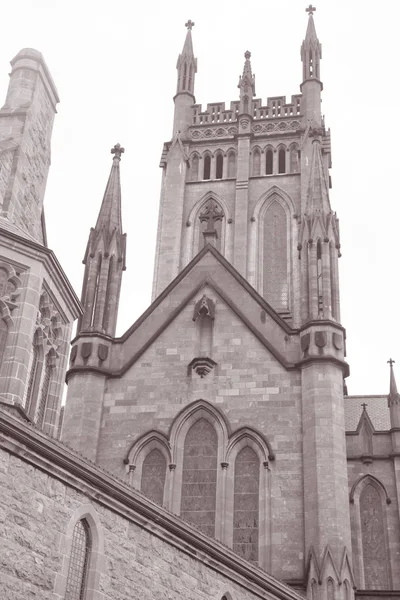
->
[238, 50, 255, 114]
[78, 145, 127, 336]
[306, 138, 331, 217]
[95, 143, 124, 236]
[182, 21, 195, 56]
[176, 21, 197, 96]
[388, 359, 400, 406]
[301, 6, 322, 82]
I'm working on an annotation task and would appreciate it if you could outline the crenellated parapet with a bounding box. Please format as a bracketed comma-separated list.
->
[192, 94, 302, 126]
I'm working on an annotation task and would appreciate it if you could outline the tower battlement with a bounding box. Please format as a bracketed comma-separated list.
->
[193, 95, 302, 125]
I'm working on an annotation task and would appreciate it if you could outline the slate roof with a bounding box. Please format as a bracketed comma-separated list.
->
[345, 395, 390, 431]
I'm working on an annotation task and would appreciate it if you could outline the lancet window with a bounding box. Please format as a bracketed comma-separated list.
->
[216, 153, 223, 179]
[265, 149, 273, 175]
[181, 419, 218, 537]
[227, 151, 236, 178]
[65, 519, 92, 600]
[233, 446, 259, 562]
[278, 148, 286, 173]
[0, 319, 7, 367]
[252, 149, 261, 176]
[263, 200, 289, 310]
[290, 144, 300, 173]
[141, 449, 167, 505]
[190, 154, 199, 181]
[35, 353, 52, 428]
[203, 154, 211, 180]
[360, 483, 390, 589]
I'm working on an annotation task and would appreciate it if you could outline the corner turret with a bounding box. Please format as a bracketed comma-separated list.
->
[173, 20, 197, 136]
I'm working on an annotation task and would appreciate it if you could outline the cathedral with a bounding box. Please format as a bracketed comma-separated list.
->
[0, 8, 398, 600]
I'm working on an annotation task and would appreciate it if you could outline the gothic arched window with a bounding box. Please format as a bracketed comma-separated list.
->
[203, 155, 211, 180]
[265, 149, 273, 175]
[360, 483, 390, 589]
[65, 519, 92, 600]
[0, 318, 7, 367]
[317, 239, 323, 315]
[190, 154, 199, 182]
[278, 148, 286, 173]
[181, 419, 218, 537]
[290, 144, 300, 173]
[25, 331, 41, 416]
[327, 579, 335, 600]
[233, 446, 259, 562]
[227, 152, 236, 178]
[263, 200, 289, 310]
[253, 150, 261, 177]
[216, 153, 223, 179]
[141, 448, 167, 505]
[35, 353, 52, 428]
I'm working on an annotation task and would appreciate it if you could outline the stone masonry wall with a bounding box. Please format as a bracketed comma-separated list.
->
[95, 285, 303, 582]
[0, 441, 302, 600]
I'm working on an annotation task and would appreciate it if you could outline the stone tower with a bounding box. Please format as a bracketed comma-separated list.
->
[0, 49, 81, 434]
[62, 144, 126, 459]
[63, 10, 355, 597]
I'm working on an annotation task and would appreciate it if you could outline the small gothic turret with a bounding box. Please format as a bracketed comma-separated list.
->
[300, 6, 322, 123]
[173, 20, 197, 135]
[388, 359, 400, 429]
[238, 50, 255, 115]
[78, 144, 126, 336]
[298, 134, 340, 323]
[301, 5, 322, 82]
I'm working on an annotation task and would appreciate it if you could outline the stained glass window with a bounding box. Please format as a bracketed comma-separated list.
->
[36, 354, 51, 428]
[233, 446, 259, 562]
[360, 483, 390, 589]
[141, 449, 166, 505]
[65, 519, 92, 600]
[181, 419, 217, 537]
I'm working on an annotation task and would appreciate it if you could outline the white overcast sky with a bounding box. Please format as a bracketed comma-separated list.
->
[0, 0, 399, 395]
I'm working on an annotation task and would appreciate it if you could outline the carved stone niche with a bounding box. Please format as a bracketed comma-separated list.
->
[189, 294, 217, 377]
[188, 357, 217, 378]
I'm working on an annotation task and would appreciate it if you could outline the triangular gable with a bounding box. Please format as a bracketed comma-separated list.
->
[70, 245, 299, 379]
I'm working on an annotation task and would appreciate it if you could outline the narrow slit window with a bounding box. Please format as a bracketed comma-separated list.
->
[253, 150, 261, 177]
[278, 148, 286, 174]
[266, 149, 273, 175]
[216, 154, 223, 179]
[227, 152, 236, 178]
[203, 155, 211, 180]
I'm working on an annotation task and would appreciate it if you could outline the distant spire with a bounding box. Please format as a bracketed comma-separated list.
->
[301, 6, 322, 82]
[176, 21, 197, 96]
[388, 359, 400, 406]
[238, 50, 255, 115]
[95, 143, 124, 236]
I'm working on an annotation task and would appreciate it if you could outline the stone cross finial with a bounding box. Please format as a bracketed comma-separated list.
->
[185, 20, 195, 30]
[361, 402, 368, 411]
[244, 50, 251, 60]
[388, 358, 396, 367]
[111, 143, 125, 160]
[199, 202, 224, 232]
[306, 4, 316, 14]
